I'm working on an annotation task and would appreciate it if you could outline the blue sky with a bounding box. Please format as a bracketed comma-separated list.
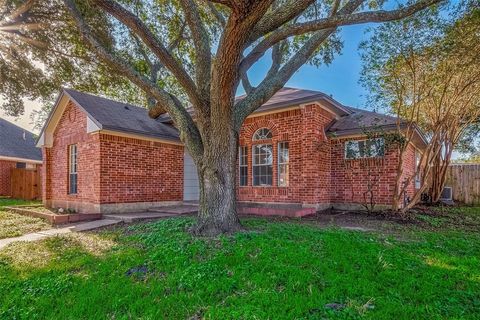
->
[244, 24, 371, 109]
[1, 23, 374, 133]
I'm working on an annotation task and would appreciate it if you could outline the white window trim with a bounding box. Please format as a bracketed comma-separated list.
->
[252, 128, 273, 141]
[69, 144, 78, 194]
[252, 144, 273, 187]
[415, 151, 421, 189]
[278, 142, 289, 187]
[238, 146, 248, 187]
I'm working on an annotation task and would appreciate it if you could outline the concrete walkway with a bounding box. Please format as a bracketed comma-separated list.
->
[104, 212, 180, 223]
[0, 219, 120, 250]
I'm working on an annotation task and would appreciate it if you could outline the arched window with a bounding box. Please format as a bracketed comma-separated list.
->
[252, 128, 272, 141]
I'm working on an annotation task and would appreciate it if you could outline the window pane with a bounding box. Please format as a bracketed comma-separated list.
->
[345, 138, 384, 159]
[16, 162, 26, 169]
[345, 141, 360, 159]
[239, 146, 248, 186]
[253, 128, 273, 141]
[69, 144, 78, 194]
[252, 144, 272, 186]
[278, 142, 289, 187]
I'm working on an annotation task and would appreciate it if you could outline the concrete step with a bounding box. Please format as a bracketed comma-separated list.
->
[148, 205, 198, 215]
[103, 212, 179, 223]
[238, 205, 316, 217]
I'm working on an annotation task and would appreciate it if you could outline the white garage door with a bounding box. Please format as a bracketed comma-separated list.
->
[183, 152, 199, 201]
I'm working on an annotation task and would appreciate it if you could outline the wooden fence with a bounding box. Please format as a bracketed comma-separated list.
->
[10, 168, 42, 200]
[445, 164, 480, 205]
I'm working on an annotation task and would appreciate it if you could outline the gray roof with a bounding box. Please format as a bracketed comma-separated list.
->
[56, 88, 413, 143]
[158, 87, 350, 122]
[326, 106, 403, 136]
[64, 89, 180, 141]
[0, 118, 42, 161]
[235, 87, 350, 114]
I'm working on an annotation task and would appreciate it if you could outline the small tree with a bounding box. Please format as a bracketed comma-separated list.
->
[361, 3, 480, 212]
[426, 8, 480, 202]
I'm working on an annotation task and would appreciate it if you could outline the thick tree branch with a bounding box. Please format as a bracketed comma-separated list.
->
[208, 0, 233, 8]
[91, 0, 203, 108]
[207, 2, 226, 27]
[330, 0, 341, 16]
[265, 42, 282, 79]
[63, 0, 203, 157]
[180, 0, 212, 101]
[211, 0, 274, 119]
[282, 0, 440, 37]
[2, 0, 35, 23]
[235, 0, 368, 126]
[249, 0, 315, 42]
[240, 65, 254, 94]
[240, 0, 440, 78]
[235, 29, 336, 127]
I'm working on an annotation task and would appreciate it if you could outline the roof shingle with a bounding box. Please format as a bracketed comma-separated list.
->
[64, 89, 180, 141]
[326, 106, 402, 136]
[0, 118, 42, 161]
[58, 88, 406, 142]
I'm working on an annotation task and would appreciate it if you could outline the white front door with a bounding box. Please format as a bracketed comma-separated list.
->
[183, 152, 199, 201]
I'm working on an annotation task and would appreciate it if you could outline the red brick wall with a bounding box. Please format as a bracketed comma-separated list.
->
[236, 103, 418, 209]
[0, 160, 15, 196]
[330, 139, 418, 206]
[43, 101, 183, 211]
[237, 104, 336, 206]
[43, 101, 101, 206]
[300, 104, 335, 205]
[43, 99, 420, 211]
[98, 134, 183, 203]
[401, 144, 417, 199]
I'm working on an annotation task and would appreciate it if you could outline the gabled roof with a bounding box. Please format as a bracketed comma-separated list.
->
[326, 106, 402, 136]
[0, 118, 42, 162]
[236, 87, 351, 115]
[63, 89, 180, 141]
[326, 106, 428, 148]
[38, 89, 180, 147]
[157, 87, 351, 123]
[38, 87, 427, 149]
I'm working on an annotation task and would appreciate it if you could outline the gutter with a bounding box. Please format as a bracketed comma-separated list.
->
[0, 155, 42, 164]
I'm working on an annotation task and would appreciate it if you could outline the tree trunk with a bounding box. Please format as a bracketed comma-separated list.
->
[430, 147, 453, 203]
[189, 127, 242, 236]
[392, 145, 405, 211]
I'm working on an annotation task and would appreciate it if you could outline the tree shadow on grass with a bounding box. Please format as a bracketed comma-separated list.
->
[0, 217, 479, 319]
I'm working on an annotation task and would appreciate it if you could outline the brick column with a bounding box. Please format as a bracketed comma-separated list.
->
[300, 104, 333, 208]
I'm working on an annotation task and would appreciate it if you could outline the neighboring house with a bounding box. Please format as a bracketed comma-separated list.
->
[37, 88, 427, 215]
[0, 118, 43, 196]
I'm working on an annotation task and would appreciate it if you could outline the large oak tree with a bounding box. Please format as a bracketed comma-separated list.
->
[5, 0, 441, 235]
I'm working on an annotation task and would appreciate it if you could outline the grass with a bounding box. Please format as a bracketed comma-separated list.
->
[0, 206, 479, 319]
[0, 199, 49, 239]
[0, 198, 40, 208]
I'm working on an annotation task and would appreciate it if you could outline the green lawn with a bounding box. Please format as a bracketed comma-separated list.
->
[0, 199, 49, 239]
[0, 208, 479, 319]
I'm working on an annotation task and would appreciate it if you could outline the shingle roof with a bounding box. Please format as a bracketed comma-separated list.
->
[0, 118, 42, 161]
[63, 89, 180, 141]
[158, 87, 350, 122]
[326, 106, 403, 136]
[235, 87, 350, 114]
[56, 88, 413, 143]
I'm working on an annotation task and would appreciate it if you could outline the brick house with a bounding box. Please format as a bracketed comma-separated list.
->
[37, 88, 426, 215]
[0, 118, 43, 196]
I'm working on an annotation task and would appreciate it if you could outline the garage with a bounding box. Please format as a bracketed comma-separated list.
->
[183, 152, 199, 201]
